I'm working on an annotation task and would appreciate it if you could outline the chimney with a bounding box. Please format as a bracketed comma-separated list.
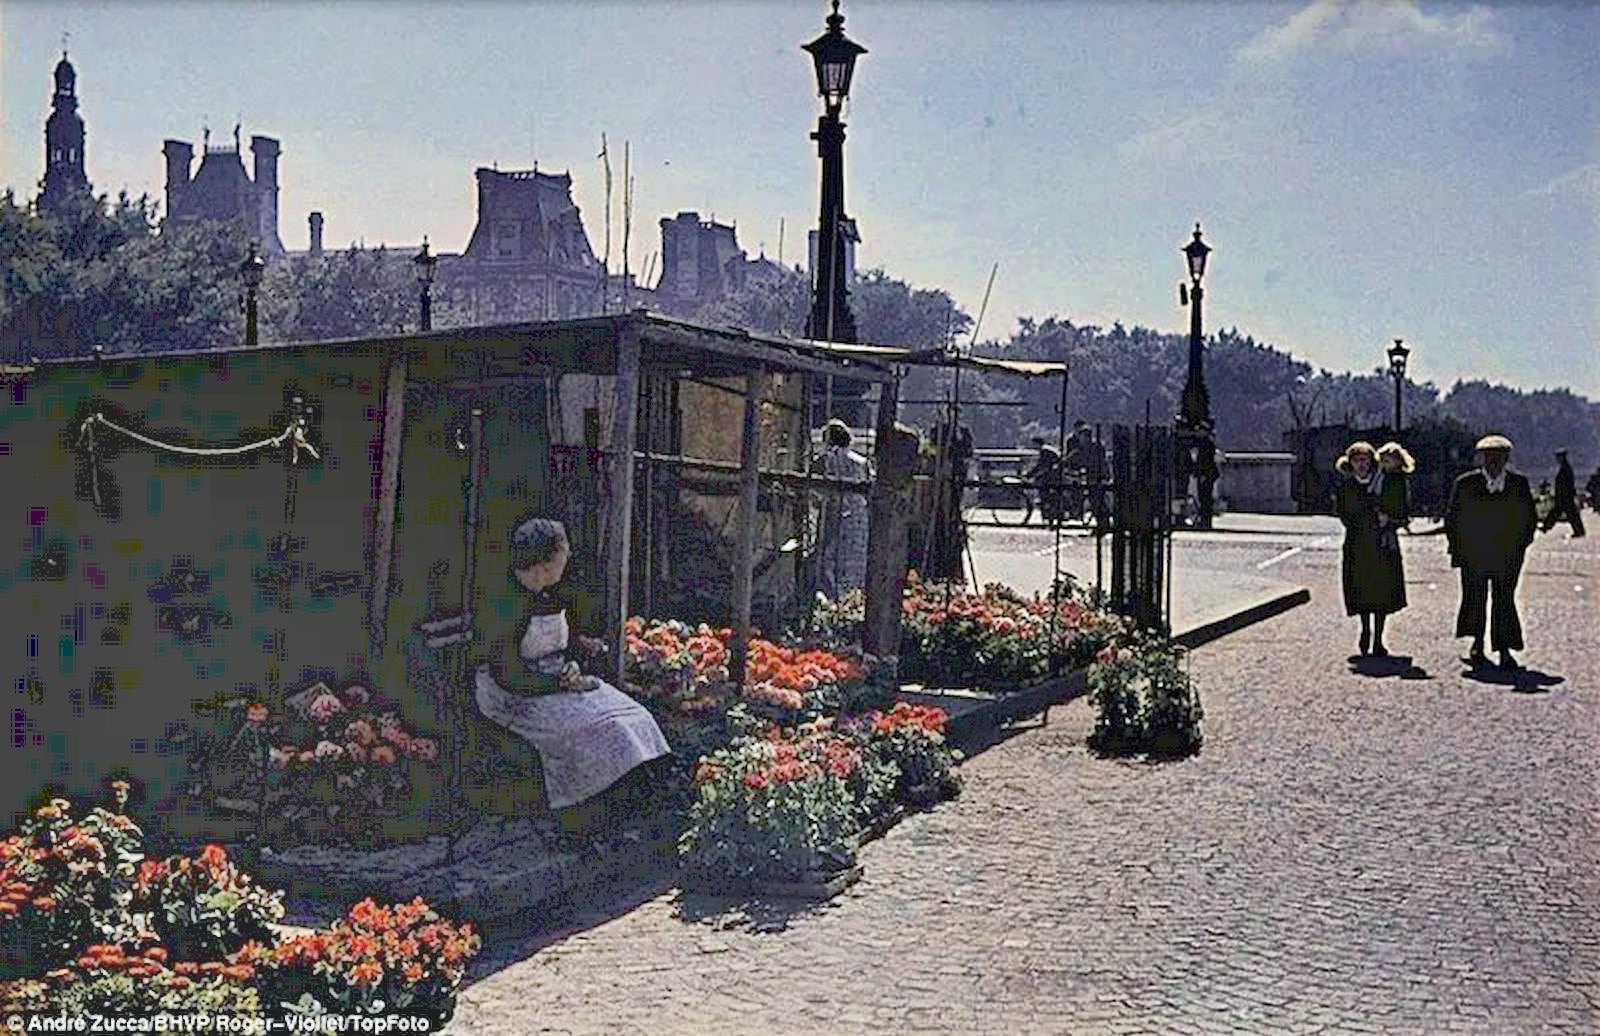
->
[161, 139, 192, 224]
[251, 136, 281, 254]
[309, 212, 324, 258]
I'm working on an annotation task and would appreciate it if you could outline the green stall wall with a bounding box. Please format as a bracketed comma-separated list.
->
[0, 347, 391, 839]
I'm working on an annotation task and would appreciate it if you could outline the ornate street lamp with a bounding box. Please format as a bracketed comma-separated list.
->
[1177, 224, 1212, 431]
[414, 236, 439, 332]
[1176, 224, 1216, 528]
[1387, 337, 1410, 432]
[240, 240, 265, 347]
[803, 1, 867, 423]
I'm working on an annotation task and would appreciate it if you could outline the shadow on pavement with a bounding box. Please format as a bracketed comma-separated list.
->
[1460, 664, 1565, 693]
[463, 867, 679, 981]
[1346, 655, 1432, 681]
[671, 889, 837, 934]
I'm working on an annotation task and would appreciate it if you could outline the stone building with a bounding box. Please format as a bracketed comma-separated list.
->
[437, 166, 609, 323]
[38, 50, 92, 217]
[162, 128, 285, 255]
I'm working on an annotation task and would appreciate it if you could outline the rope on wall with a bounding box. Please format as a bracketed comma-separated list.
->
[75, 409, 322, 515]
[76, 412, 322, 463]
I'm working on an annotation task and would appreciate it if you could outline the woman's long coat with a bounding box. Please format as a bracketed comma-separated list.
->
[1335, 474, 1407, 615]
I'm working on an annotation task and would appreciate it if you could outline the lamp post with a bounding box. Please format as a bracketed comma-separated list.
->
[803, 1, 866, 424]
[1177, 224, 1212, 432]
[414, 236, 438, 332]
[240, 240, 264, 347]
[1175, 224, 1217, 528]
[1387, 337, 1410, 433]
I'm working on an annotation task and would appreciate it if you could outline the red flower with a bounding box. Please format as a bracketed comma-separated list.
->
[743, 771, 769, 790]
[198, 844, 229, 871]
[31, 895, 57, 911]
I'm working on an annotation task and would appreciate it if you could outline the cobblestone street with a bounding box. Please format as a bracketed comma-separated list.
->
[450, 529, 1599, 1036]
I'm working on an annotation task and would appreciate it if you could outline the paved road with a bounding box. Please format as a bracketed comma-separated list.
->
[448, 526, 1599, 1035]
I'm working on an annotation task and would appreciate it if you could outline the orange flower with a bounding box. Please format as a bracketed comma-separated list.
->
[221, 964, 254, 982]
[348, 960, 384, 987]
[198, 844, 229, 870]
[402, 961, 426, 983]
[370, 745, 397, 766]
[31, 895, 57, 911]
[0, 902, 19, 916]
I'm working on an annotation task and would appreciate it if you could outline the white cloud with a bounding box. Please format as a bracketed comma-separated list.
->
[1239, 0, 1509, 64]
[1529, 164, 1600, 205]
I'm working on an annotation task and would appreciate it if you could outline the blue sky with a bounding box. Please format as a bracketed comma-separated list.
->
[3, 0, 1598, 395]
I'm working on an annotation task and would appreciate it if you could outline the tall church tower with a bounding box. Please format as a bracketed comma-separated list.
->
[39, 48, 91, 217]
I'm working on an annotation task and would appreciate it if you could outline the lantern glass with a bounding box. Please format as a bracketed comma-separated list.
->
[415, 240, 438, 287]
[1183, 225, 1210, 282]
[803, 6, 866, 110]
[239, 243, 265, 289]
[1387, 339, 1410, 377]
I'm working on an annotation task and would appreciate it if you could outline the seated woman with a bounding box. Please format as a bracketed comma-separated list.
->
[473, 517, 671, 839]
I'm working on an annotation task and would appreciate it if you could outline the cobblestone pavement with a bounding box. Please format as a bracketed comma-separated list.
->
[449, 530, 1599, 1035]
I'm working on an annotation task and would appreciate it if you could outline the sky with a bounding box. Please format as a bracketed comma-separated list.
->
[2, 0, 1598, 396]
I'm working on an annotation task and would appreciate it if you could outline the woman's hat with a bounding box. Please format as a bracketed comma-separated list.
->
[1376, 441, 1416, 474]
[1334, 440, 1376, 474]
[1475, 434, 1513, 452]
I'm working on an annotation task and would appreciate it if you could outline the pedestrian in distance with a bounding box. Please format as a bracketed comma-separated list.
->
[1334, 441, 1407, 657]
[1444, 435, 1538, 670]
[1541, 448, 1586, 538]
[1586, 466, 1600, 514]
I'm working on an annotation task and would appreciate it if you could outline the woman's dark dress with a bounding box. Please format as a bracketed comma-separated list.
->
[1335, 474, 1407, 615]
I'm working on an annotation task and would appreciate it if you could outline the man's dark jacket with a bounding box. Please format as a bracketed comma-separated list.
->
[1445, 469, 1537, 571]
[1555, 459, 1576, 505]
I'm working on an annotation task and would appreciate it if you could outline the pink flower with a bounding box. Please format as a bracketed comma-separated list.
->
[298, 751, 317, 765]
[370, 746, 397, 766]
[342, 685, 371, 706]
[345, 743, 368, 763]
[406, 738, 437, 762]
[308, 693, 345, 722]
[345, 719, 377, 746]
[269, 747, 295, 769]
[314, 740, 344, 760]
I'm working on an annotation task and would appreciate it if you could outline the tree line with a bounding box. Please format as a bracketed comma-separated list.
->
[3, 192, 1593, 479]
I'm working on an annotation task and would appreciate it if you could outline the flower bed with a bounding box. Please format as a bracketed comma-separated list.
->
[1086, 634, 1204, 759]
[813, 575, 1126, 693]
[189, 680, 438, 848]
[0, 784, 478, 1022]
[678, 703, 960, 888]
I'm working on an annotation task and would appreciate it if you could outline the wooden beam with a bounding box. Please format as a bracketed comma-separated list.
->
[640, 323, 891, 385]
[603, 322, 642, 684]
[863, 376, 918, 680]
[729, 369, 767, 685]
[367, 350, 409, 663]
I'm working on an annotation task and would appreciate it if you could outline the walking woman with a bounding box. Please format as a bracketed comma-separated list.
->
[1334, 441, 1408, 656]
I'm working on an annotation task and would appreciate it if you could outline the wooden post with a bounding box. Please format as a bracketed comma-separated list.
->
[603, 322, 642, 684]
[367, 349, 409, 663]
[730, 370, 766, 685]
[863, 376, 917, 684]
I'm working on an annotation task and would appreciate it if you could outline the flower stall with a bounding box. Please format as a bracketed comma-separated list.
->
[0, 312, 896, 845]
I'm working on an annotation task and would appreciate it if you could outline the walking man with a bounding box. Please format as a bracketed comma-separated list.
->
[1541, 448, 1586, 538]
[1445, 434, 1538, 670]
